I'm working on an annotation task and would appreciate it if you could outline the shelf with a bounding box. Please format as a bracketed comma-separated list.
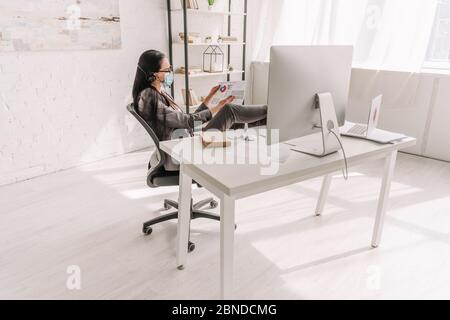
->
[173, 42, 246, 46]
[175, 70, 244, 78]
[171, 8, 246, 16]
[168, 0, 247, 113]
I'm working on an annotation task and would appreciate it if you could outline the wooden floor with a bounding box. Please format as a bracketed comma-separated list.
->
[1, 149, 450, 300]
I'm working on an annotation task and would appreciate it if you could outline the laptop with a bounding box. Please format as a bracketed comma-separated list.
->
[341, 95, 407, 144]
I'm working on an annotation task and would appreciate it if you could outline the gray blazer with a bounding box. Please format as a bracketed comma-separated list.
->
[137, 87, 212, 171]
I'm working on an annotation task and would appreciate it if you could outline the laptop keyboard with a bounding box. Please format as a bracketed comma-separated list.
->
[347, 124, 367, 136]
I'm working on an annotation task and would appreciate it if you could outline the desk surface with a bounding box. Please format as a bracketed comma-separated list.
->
[161, 134, 416, 198]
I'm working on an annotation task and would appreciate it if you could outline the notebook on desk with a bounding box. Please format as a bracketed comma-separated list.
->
[201, 132, 232, 148]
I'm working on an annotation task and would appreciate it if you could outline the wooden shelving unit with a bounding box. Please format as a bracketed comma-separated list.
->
[166, 0, 248, 113]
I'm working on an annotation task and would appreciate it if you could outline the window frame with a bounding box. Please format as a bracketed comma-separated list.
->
[423, 0, 450, 70]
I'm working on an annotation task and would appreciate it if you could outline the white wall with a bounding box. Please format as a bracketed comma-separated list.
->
[249, 62, 450, 162]
[347, 69, 450, 160]
[0, 0, 169, 186]
[423, 75, 450, 161]
[0, 0, 255, 186]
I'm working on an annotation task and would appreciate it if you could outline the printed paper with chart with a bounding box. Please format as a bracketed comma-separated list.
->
[211, 81, 246, 107]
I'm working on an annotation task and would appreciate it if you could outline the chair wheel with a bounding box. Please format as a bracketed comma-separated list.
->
[143, 226, 153, 236]
[188, 241, 195, 253]
[210, 200, 219, 209]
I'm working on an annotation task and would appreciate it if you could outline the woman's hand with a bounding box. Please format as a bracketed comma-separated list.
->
[203, 85, 221, 107]
[211, 96, 235, 115]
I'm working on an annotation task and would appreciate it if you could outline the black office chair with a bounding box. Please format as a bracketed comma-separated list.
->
[127, 103, 220, 253]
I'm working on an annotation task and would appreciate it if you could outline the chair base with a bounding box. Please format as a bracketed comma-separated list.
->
[142, 198, 220, 253]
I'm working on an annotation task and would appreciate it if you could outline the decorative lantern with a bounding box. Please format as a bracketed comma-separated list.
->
[203, 45, 224, 73]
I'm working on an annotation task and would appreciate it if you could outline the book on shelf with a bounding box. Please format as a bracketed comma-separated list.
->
[218, 36, 239, 43]
[175, 66, 203, 75]
[179, 32, 200, 37]
[179, 32, 202, 44]
[181, 0, 199, 9]
[190, 90, 200, 105]
[181, 89, 200, 106]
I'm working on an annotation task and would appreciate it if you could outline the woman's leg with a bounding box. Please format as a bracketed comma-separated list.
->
[204, 104, 267, 132]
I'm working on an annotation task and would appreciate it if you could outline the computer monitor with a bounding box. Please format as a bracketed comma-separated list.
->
[266, 46, 353, 148]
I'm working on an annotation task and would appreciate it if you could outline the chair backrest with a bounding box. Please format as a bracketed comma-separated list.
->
[126, 103, 166, 174]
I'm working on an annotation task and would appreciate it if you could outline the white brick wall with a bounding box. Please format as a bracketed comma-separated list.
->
[0, 0, 169, 186]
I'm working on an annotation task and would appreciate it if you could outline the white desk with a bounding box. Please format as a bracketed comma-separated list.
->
[160, 134, 416, 299]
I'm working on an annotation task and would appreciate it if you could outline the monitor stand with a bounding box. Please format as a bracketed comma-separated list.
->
[290, 92, 341, 157]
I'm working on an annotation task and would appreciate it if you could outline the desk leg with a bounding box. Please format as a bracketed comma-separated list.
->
[176, 166, 192, 270]
[315, 174, 333, 216]
[220, 195, 235, 300]
[371, 150, 398, 248]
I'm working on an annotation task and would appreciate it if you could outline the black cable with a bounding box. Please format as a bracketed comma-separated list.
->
[329, 129, 349, 181]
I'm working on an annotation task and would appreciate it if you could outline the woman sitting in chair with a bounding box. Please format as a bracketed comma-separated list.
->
[132, 50, 267, 171]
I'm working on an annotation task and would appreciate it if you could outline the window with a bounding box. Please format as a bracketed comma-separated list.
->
[424, 0, 450, 69]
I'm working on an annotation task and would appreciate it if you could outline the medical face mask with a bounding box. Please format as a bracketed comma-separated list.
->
[163, 72, 174, 89]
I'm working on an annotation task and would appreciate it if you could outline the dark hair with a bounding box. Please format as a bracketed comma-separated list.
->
[132, 50, 166, 108]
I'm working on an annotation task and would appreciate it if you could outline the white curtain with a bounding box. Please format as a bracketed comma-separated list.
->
[249, 0, 438, 72]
